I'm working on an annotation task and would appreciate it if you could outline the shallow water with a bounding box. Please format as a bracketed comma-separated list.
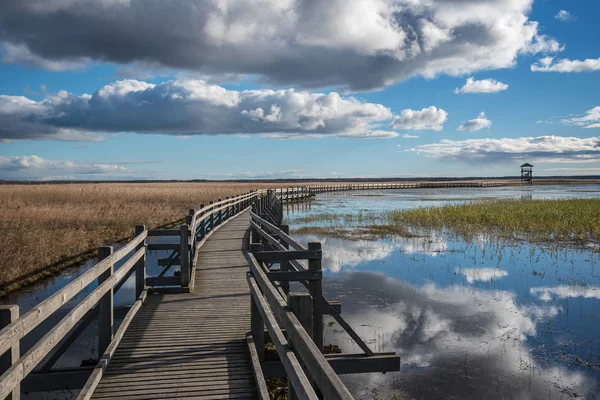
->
[286, 185, 600, 399]
[3, 184, 600, 399]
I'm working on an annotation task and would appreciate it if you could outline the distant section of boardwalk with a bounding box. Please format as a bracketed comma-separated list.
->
[91, 212, 257, 400]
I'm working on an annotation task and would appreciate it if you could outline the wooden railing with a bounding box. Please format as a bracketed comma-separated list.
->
[246, 212, 400, 399]
[0, 228, 148, 399]
[144, 191, 259, 291]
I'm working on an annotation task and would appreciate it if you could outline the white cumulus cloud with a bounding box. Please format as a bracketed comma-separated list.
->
[391, 106, 448, 131]
[458, 112, 492, 132]
[0, 79, 398, 141]
[408, 135, 600, 164]
[555, 10, 576, 22]
[454, 77, 508, 94]
[562, 106, 600, 129]
[531, 56, 600, 73]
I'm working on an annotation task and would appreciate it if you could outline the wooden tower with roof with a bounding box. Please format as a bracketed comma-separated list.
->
[520, 163, 533, 184]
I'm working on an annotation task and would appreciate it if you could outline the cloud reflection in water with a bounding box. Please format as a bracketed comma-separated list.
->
[325, 272, 594, 399]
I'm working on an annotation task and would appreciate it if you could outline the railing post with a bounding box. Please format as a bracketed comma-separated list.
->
[98, 246, 114, 356]
[186, 214, 194, 254]
[198, 204, 205, 239]
[0, 305, 19, 400]
[135, 225, 146, 299]
[287, 292, 314, 400]
[217, 199, 223, 225]
[180, 224, 190, 287]
[209, 201, 214, 231]
[280, 224, 290, 295]
[308, 242, 323, 352]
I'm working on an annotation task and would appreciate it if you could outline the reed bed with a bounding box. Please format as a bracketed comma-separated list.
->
[390, 198, 600, 242]
[0, 182, 298, 288]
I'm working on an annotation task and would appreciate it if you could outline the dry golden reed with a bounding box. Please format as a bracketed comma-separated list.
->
[0, 182, 304, 287]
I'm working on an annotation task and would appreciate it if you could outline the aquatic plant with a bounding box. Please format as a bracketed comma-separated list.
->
[390, 198, 600, 243]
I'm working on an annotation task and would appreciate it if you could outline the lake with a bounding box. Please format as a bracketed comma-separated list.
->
[285, 184, 600, 399]
[3, 184, 600, 399]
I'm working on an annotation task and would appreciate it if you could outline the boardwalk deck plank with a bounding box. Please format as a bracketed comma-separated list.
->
[91, 212, 258, 400]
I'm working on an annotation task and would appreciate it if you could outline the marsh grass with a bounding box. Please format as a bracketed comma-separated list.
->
[390, 198, 600, 243]
[0, 182, 300, 289]
[288, 198, 600, 244]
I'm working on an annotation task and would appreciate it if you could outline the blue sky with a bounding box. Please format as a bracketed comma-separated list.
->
[0, 0, 599, 180]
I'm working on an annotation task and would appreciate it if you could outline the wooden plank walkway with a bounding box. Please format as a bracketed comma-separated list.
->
[91, 212, 257, 400]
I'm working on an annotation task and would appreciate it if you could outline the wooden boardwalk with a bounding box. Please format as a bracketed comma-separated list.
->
[91, 212, 257, 400]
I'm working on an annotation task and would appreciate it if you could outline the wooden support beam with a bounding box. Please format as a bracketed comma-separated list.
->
[260, 353, 400, 377]
[157, 257, 181, 266]
[146, 229, 180, 237]
[97, 246, 113, 357]
[145, 276, 181, 287]
[0, 305, 19, 400]
[266, 270, 322, 281]
[21, 368, 93, 392]
[253, 250, 322, 262]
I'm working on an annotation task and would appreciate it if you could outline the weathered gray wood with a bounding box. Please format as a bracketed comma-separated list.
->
[288, 293, 313, 335]
[98, 246, 114, 357]
[280, 224, 291, 295]
[0, 247, 144, 399]
[247, 275, 318, 400]
[90, 212, 258, 399]
[180, 224, 190, 287]
[0, 305, 19, 400]
[135, 225, 146, 299]
[147, 243, 184, 251]
[266, 270, 322, 282]
[261, 352, 400, 377]
[147, 229, 180, 236]
[307, 242, 323, 353]
[145, 276, 181, 287]
[253, 250, 321, 262]
[246, 252, 354, 400]
[157, 257, 181, 266]
[246, 334, 269, 400]
[287, 293, 314, 400]
[77, 290, 147, 400]
[250, 213, 304, 251]
[0, 230, 147, 359]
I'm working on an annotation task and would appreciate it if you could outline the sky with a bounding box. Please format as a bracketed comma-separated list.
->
[0, 0, 599, 180]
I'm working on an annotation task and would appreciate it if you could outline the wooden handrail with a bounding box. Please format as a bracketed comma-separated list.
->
[0, 247, 145, 399]
[250, 213, 374, 356]
[247, 274, 318, 400]
[246, 251, 355, 400]
[0, 230, 147, 358]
